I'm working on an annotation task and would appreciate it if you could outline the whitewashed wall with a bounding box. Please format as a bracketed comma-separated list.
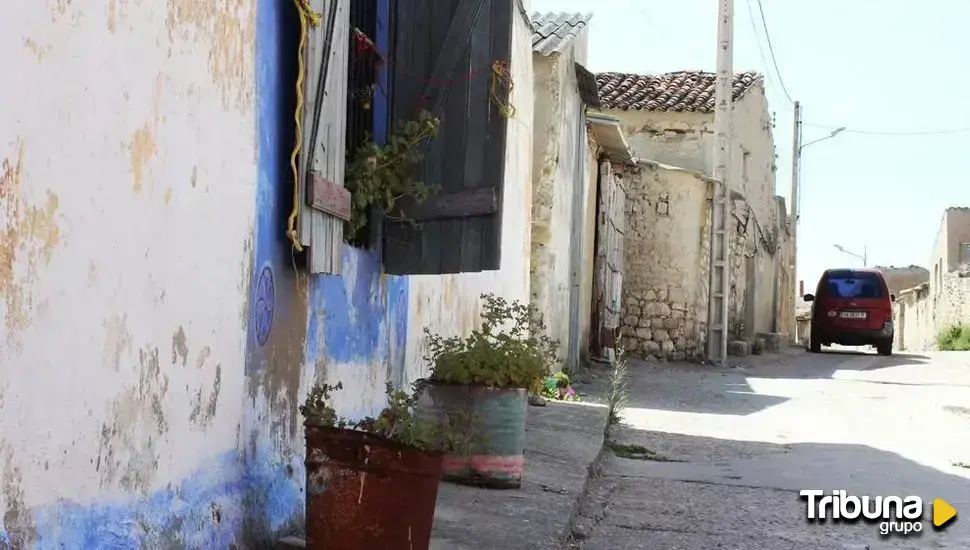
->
[0, 0, 256, 545]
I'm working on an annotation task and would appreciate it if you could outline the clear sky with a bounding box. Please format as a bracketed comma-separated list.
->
[532, 0, 970, 291]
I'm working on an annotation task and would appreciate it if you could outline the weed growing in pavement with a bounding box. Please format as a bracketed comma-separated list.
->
[605, 338, 629, 430]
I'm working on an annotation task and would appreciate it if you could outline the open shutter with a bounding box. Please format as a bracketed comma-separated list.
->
[298, 0, 351, 274]
[382, 0, 513, 274]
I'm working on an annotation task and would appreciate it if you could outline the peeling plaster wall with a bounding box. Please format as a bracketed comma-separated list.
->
[605, 87, 777, 229]
[0, 0, 257, 547]
[404, 7, 535, 383]
[620, 164, 711, 360]
[529, 44, 583, 362]
[895, 274, 970, 351]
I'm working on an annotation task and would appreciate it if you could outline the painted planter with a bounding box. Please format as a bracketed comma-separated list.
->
[416, 380, 528, 489]
[304, 426, 443, 550]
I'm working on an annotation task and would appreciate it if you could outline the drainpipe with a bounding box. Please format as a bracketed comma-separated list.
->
[566, 104, 587, 373]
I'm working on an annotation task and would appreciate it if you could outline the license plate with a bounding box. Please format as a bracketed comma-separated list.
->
[840, 311, 867, 319]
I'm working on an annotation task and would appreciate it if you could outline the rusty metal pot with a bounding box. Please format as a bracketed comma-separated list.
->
[305, 426, 443, 550]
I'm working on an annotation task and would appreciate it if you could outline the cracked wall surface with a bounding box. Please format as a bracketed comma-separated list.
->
[0, 0, 256, 545]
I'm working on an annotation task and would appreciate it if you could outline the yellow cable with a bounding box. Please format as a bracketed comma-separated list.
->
[490, 60, 515, 119]
[286, 0, 322, 252]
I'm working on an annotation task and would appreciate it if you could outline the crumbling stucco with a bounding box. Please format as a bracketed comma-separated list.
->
[165, 0, 257, 111]
[0, 139, 62, 354]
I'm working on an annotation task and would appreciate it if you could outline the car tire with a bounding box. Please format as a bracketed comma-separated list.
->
[809, 335, 821, 354]
[877, 340, 892, 356]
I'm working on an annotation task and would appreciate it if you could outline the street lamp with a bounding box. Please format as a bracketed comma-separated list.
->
[833, 243, 867, 267]
[789, 111, 845, 344]
[800, 127, 846, 154]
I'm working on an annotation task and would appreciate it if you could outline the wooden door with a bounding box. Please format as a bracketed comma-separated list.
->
[592, 161, 626, 357]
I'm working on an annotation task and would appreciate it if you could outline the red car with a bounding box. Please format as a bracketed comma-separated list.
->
[803, 268, 895, 356]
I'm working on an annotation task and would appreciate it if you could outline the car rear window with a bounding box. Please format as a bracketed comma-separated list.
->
[821, 270, 885, 298]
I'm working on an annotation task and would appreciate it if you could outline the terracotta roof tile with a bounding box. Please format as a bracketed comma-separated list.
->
[595, 70, 762, 112]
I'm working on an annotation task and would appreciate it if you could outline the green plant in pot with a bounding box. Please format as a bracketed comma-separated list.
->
[417, 293, 560, 489]
[299, 381, 475, 550]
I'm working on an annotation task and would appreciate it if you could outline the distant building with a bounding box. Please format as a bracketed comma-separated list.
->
[874, 265, 930, 295]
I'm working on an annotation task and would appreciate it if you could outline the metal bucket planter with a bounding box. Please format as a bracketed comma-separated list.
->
[416, 380, 528, 489]
[304, 426, 443, 550]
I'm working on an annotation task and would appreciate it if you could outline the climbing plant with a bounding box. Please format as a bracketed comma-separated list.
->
[344, 110, 441, 239]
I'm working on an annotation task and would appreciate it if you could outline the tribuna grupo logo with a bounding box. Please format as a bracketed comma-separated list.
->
[800, 489, 924, 536]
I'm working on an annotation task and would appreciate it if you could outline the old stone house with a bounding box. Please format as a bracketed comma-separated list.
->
[529, 12, 636, 366]
[894, 207, 970, 350]
[591, 71, 793, 360]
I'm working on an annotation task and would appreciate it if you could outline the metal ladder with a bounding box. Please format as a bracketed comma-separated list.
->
[708, 190, 730, 363]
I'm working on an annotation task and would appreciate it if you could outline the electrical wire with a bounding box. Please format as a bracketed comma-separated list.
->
[744, 0, 784, 105]
[754, 0, 794, 105]
[802, 122, 970, 136]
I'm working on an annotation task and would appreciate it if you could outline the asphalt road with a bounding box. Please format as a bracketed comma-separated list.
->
[569, 347, 970, 549]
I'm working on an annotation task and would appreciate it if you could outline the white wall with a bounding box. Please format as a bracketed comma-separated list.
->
[403, 6, 535, 385]
[529, 42, 585, 362]
[0, 0, 256, 543]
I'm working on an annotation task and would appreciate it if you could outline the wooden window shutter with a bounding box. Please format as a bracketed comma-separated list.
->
[298, 0, 352, 274]
[382, 0, 513, 275]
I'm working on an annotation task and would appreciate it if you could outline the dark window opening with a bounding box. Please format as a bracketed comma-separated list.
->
[345, 0, 380, 248]
[822, 271, 885, 299]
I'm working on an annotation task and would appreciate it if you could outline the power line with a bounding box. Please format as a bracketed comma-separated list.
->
[802, 122, 970, 136]
[754, 0, 794, 105]
[744, 0, 783, 102]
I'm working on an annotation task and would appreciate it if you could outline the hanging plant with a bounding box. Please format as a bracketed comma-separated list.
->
[344, 110, 441, 239]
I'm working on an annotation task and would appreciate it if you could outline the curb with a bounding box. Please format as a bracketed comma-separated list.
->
[557, 419, 613, 546]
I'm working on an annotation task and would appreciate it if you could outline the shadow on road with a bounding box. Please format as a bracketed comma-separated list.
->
[573, 347, 938, 417]
[580, 425, 970, 548]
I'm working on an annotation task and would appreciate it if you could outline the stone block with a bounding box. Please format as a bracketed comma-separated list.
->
[652, 329, 670, 342]
[624, 315, 639, 326]
[671, 309, 685, 319]
[641, 340, 660, 354]
[661, 340, 676, 354]
[662, 317, 680, 330]
[658, 289, 668, 301]
[756, 332, 782, 353]
[642, 302, 665, 318]
[671, 301, 687, 312]
[635, 328, 651, 340]
[650, 318, 665, 329]
[727, 340, 751, 357]
[674, 337, 686, 351]
[638, 317, 651, 328]
[668, 287, 688, 303]
[644, 289, 657, 301]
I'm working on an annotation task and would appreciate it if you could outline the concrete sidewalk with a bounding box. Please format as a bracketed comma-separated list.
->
[430, 398, 608, 549]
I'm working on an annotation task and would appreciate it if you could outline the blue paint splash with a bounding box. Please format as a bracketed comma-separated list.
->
[308, 247, 389, 365]
[0, 447, 306, 549]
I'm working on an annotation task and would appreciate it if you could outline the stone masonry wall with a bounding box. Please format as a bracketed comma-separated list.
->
[619, 163, 711, 361]
[621, 287, 700, 360]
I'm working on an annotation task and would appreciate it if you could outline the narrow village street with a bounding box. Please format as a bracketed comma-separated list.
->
[570, 349, 970, 549]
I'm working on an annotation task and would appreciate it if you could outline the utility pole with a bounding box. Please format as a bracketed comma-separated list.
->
[789, 101, 801, 343]
[707, 0, 733, 365]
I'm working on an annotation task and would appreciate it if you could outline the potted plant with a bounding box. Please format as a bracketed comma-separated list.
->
[417, 293, 560, 489]
[299, 381, 473, 550]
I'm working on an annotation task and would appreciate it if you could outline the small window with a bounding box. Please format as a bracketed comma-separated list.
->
[742, 149, 751, 180]
[821, 270, 884, 298]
